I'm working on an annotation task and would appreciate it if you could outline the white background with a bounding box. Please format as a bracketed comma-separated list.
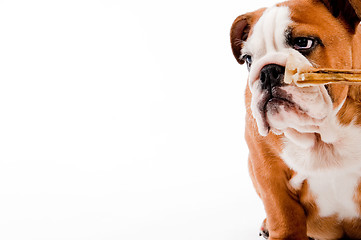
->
[0, 0, 280, 239]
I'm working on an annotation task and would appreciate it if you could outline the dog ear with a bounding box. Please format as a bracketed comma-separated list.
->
[230, 9, 265, 64]
[319, 0, 361, 33]
[230, 14, 253, 65]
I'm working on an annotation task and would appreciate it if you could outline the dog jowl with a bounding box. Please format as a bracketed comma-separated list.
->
[231, 0, 361, 239]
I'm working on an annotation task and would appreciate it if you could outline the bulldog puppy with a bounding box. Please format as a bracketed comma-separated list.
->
[230, 0, 361, 239]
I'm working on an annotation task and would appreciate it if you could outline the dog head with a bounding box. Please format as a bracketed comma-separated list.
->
[231, 0, 361, 145]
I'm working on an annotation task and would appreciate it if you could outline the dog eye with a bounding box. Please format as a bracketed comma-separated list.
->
[242, 55, 253, 71]
[293, 37, 315, 50]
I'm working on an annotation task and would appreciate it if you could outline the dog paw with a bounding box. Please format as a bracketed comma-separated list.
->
[259, 218, 317, 240]
[259, 219, 269, 239]
[259, 229, 269, 239]
[258, 219, 314, 240]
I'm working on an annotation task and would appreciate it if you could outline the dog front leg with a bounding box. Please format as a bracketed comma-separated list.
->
[248, 152, 308, 240]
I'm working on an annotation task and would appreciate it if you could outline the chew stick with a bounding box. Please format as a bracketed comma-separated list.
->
[284, 52, 361, 86]
[297, 69, 361, 86]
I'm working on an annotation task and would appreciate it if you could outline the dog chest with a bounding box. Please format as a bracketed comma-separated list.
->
[306, 172, 361, 219]
[283, 126, 361, 219]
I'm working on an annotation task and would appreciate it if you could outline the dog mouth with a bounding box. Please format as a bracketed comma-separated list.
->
[250, 61, 332, 136]
[258, 87, 303, 133]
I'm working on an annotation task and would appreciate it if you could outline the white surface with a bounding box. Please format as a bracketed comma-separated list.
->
[0, 0, 279, 239]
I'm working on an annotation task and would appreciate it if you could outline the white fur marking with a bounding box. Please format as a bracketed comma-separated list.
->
[283, 117, 361, 219]
[307, 171, 360, 219]
[244, 6, 292, 58]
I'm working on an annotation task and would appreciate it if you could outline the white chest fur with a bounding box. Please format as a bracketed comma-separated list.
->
[307, 171, 360, 219]
[282, 121, 361, 219]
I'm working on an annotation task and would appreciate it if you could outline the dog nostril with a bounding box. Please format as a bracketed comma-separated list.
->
[271, 69, 279, 80]
[270, 66, 285, 81]
[260, 72, 266, 83]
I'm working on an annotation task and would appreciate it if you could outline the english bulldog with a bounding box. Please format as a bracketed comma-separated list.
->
[230, 0, 361, 239]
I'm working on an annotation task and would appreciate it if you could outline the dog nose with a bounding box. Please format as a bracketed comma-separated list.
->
[259, 64, 285, 90]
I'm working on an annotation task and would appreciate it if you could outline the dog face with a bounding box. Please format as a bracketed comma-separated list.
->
[231, 0, 360, 142]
